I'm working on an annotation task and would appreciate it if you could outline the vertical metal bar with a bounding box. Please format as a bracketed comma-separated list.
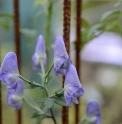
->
[62, 0, 71, 124]
[75, 0, 81, 123]
[0, 28, 2, 124]
[13, 0, 22, 124]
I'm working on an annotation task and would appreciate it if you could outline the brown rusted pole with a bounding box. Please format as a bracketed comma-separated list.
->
[13, 0, 22, 124]
[75, 0, 81, 124]
[62, 0, 71, 124]
[0, 30, 2, 124]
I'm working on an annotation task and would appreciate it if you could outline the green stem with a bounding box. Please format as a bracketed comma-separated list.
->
[40, 59, 45, 78]
[45, 1, 53, 62]
[44, 63, 54, 84]
[19, 75, 44, 89]
[45, 87, 57, 124]
[40, 61, 57, 124]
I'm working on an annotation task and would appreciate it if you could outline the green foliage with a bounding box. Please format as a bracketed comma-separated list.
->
[81, 9, 122, 50]
[116, 0, 122, 6]
[37, 98, 48, 103]
[101, 10, 121, 22]
[44, 98, 55, 109]
[83, 1, 112, 10]
[0, 12, 13, 31]
[52, 96, 68, 106]
[34, 114, 47, 124]
[20, 28, 37, 45]
[31, 112, 43, 118]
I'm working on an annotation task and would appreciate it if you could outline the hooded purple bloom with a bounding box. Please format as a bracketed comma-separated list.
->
[7, 78, 24, 110]
[64, 64, 84, 105]
[0, 52, 19, 87]
[32, 35, 46, 70]
[54, 36, 71, 75]
[86, 100, 101, 124]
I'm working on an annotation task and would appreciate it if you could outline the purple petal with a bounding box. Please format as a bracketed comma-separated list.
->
[32, 35, 47, 70]
[65, 64, 82, 87]
[54, 56, 72, 75]
[54, 36, 72, 75]
[86, 100, 101, 124]
[64, 64, 84, 105]
[54, 36, 68, 58]
[35, 35, 46, 57]
[6, 78, 24, 110]
[64, 85, 84, 105]
[0, 52, 19, 85]
[32, 54, 41, 70]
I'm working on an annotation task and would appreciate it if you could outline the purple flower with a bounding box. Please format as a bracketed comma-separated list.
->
[7, 78, 24, 110]
[54, 36, 71, 75]
[0, 52, 19, 87]
[32, 35, 46, 70]
[64, 64, 84, 105]
[86, 99, 101, 124]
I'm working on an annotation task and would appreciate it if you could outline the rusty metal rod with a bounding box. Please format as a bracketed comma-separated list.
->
[75, 0, 82, 123]
[62, 0, 71, 124]
[13, 0, 22, 124]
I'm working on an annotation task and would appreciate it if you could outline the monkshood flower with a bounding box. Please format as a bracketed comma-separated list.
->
[0, 52, 19, 88]
[86, 99, 101, 124]
[7, 78, 24, 110]
[64, 64, 84, 105]
[32, 35, 46, 70]
[54, 36, 71, 75]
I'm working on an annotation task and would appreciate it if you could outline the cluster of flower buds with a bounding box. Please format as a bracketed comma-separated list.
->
[0, 35, 84, 109]
[54, 36, 84, 105]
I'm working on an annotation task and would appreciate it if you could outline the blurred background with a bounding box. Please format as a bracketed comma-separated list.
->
[1, 0, 122, 124]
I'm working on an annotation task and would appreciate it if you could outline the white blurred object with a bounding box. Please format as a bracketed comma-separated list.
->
[83, 84, 104, 106]
[81, 32, 122, 66]
[96, 66, 120, 87]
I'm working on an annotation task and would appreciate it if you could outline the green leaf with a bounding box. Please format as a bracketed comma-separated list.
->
[34, 0, 48, 7]
[101, 10, 121, 22]
[34, 10, 45, 23]
[34, 115, 47, 124]
[83, 1, 111, 10]
[81, 18, 90, 28]
[37, 98, 48, 103]
[115, 0, 122, 7]
[52, 96, 68, 107]
[0, 18, 10, 31]
[42, 105, 49, 113]
[55, 88, 64, 97]
[87, 23, 103, 41]
[0, 12, 13, 19]
[20, 28, 37, 45]
[44, 98, 55, 108]
[31, 112, 42, 118]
